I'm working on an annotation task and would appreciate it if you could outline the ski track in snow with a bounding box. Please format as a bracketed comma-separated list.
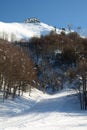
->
[0, 89, 87, 130]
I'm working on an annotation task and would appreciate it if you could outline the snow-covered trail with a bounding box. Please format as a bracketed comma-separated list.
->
[0, 90, 87, 130]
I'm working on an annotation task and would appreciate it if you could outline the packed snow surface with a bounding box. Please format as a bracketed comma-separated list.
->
[0, 21, 62, 41]
[0, 88, 87, 130]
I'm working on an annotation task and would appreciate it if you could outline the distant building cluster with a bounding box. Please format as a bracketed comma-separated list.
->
[24, 17, 40, 23]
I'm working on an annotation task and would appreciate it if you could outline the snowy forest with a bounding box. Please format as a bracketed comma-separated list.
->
[0, 31, 87, 110]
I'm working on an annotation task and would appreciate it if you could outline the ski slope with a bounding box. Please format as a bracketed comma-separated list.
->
[0, 21, 63, 42]
[0, 88, 87, 130]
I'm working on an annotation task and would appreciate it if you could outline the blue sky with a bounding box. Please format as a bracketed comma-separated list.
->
[0, 0, 87, 29]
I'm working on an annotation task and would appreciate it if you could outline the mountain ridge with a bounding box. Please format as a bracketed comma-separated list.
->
[0, 21, 54, 42]
[0, 19, 68, 42]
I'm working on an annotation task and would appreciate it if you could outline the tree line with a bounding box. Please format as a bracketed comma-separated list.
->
[16, 31, 87, 109]
[0, 39, 37, 101]
[0, 30, 86, 110]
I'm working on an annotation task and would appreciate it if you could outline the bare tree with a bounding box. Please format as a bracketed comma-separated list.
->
[0, 39, 38, 100]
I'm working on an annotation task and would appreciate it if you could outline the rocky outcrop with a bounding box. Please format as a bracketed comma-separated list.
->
[24, 17, 40, 23]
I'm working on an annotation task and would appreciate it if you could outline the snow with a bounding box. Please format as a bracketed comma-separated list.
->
[0, 88, 87, 130]
[0, 21, 69, 42]
[0, 21, 60, 42]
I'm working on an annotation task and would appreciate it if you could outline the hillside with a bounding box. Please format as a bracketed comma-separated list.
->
[0, 18, 87, 130]
[0, 19, 64, 42]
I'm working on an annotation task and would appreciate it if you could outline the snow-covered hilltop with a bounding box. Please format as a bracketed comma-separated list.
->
[0, 18, 63, 42]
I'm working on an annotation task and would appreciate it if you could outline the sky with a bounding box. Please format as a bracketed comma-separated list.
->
[0, 0, 87, 29]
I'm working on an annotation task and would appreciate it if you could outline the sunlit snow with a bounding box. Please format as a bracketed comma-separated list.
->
[0, 21, 62, 42]
[0, 88, 87, 130]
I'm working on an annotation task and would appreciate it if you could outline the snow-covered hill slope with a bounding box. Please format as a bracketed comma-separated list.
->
[0, 88, 87, 130]
[0, 21, 63, 42]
